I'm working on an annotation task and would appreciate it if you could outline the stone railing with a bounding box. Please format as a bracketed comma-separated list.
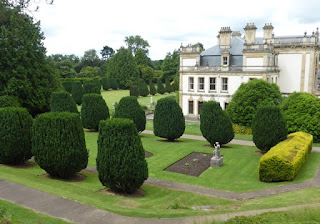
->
[180, 66, 279, 72]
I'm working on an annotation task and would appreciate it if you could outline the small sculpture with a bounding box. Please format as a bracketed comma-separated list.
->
[211, 142, 223, 167]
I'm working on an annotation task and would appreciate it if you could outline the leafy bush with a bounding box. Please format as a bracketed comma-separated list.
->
[252, 105, 287, 152]
[83, 82, 100, 94]
[109, 78, 119, 90]
[200, 101, 234, 146]
[71, 81, 85, 105]
[226, 79, 282, 127]
[114, 96, 146, 132]
[149, 81, 157, 95]
[139, 81, 149, 97]
[101, 77, 110, 90]
[93, 78, 101, 90]
[0, 107, 33, 165]
[81, 94, 110, 131]
[32, 112, 88, 178]
[62, 81, 73, 94]
[280, 92, 320, 142]
[157, 79, 165, 94]
[165, 79, 172, 93]
[153, 97, 185, 141]
[129, 85, 139, 97]
[259, 132, 312, 182]
[49, 91, 78, 113]
[0, 95, 21, 107]
[232, 124, 252, 135]
[97, 118, 148, 194]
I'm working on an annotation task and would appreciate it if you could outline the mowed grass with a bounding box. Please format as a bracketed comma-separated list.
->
[85, 132, 320, 193]
[0, 199, 70, 224]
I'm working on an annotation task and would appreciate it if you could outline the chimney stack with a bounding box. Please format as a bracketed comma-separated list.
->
[244, 23, 257, 44]
[263, 23, 274, 44]
[219, 26, 232, 49]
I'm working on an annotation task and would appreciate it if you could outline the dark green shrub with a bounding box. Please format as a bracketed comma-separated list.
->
[157, 79, 165, 94]
[0, 95, 21, 107]
[81, 94, 110, 131]
[97, 118, 148, 194]
[32, 112, 88, 178]
[62, 81, 73, 94]
[226, 79, 282, 127]
[71, 81, 85, 105]
[114, 96, 146, 132]
[149, 81, 157, 95]
[280, 92, 320, 142]
[93, 78, 101, 90]
[139, 81, 149, 97]
[252, 105, 287, 152]
[101, 78, 110, 90]
[49, 91, 78, 114]
[130, 85, 139, 97]
[0, 107, 33, 165]
[200, 101, 234, 146]
[83, 82, 101, 94]
[109, 78, 119, 90]
[165, 79, 172, 93]
[153, 97, 185, 141]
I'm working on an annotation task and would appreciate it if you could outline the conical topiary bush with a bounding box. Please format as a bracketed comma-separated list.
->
[50, 91, 78, 114]
[71, 81, 85, 105]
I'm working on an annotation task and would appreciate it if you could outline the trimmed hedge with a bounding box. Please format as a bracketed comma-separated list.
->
[149, 81, 157, 95]
[157, 79, 165, 94]
[32, 112, 88, 178]
[109, 78, 119, 90]
[97, 118, 148, 194]
[62, 81, 73, 94]
[49, 91, 78, 114]
[71, 81, 85, 105]
[259, 132, 313, 182]
[200, 101, 234, 146]
[114, 96, 146, 132]
[0, 95, 21, 107]
[252, 105, 287, 152]
[0, 107, 33, 165]
[129, 85, 139, 97]
[165, 79, 172, 93]
[83, 82, 101, 94]
[101, 78, 110, 90]
[81, 94, 110, 131]
[153, 97, 185, 141]
[139, 81, 149, 97]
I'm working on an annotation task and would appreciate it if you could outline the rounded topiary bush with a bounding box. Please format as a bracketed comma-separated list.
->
[139, 81, 149, 97]
[83, 82, 101, 94]
[226, 79, 282, 127]
[97, 118, 148, 194]
[280, 92, 320, 142]
[0, 107, 33, 165]
[109, 78, 119, 90]
[32, 112, 88, 178]
[165, 79, 172, 93]
[0, 95, 21, 107]
[157, 79, 165, 94]
[200, 101, 234, 146]
[81, 94, 110, 131]
[130, 85, 139, 97]
[149, 81, 157, 95]
[114, 96, 146, 132]
[252, 105, 287, 152]
[71, 81, 85, 105]
[101, 78, 110, 91]
[153, 97, 185, 141]
[62, 81, 73, 94]
[49, 91, 78, 114]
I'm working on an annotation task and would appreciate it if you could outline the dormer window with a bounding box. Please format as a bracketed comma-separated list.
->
[223, 57, 228, 65]
[221, 49, 230, 67]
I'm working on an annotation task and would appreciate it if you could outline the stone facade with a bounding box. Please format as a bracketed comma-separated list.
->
[179, 23, 320, 117]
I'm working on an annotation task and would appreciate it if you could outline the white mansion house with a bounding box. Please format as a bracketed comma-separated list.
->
[179, 23, 320, 118]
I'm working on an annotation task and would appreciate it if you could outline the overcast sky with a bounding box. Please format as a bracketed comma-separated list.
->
[33, 0, 320, 60]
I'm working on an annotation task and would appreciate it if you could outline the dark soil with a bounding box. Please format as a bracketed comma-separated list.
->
[40, 173, 86, 182]
[157, 139, 184, 143]
[145, 151, 153, 158]
[99, 188, 145, 198]
[164, 152, 212, 177]
[5, 160, 36, 168]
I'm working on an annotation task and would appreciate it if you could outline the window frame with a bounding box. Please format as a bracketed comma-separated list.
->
[189, 77, 194, 91]
[221, 77, 228, 92]
[188, 100, 194, 114]
[198, 77, 205, 91]
[209, 77, 216, 91]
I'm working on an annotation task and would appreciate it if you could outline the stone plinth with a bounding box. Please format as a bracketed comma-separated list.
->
[210, 156, 223, 167]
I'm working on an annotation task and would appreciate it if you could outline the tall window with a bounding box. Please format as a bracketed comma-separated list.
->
[188, 100, 194, 114]
[198, 77, 204, 91]
[209, 77, 216, 91]
[198, 101, 203, 115]
[223, 57, 228, 65]
[222, 78, 228, 91]
[189, 77, 194, 90]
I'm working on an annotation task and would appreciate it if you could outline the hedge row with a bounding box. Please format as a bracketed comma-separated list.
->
[259, 131, 313, 182]
[0, 95, 21, 107]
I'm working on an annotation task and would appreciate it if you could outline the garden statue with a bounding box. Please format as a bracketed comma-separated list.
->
[211, 142, 223, 167]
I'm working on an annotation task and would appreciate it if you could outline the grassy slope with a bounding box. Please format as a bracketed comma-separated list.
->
[0, 199, 70, 224]
[86, 132, 320, 192]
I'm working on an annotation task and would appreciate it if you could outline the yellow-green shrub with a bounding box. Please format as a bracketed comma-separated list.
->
[259, 132, 313, 182]
[232, 124, 252, 135]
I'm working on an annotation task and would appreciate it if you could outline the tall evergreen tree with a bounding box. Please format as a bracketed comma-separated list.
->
[157, 79, 165, 94]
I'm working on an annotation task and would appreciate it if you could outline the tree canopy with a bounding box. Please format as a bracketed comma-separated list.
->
[0, 3, 60, 116]
[125, 35, 150, 55]
[161, 50, 180, 81]
[100, 45, 114, 60]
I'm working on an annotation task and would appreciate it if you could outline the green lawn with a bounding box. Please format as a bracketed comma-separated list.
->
[86, 132, 320, 193]
[0, 199, 69, 224]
